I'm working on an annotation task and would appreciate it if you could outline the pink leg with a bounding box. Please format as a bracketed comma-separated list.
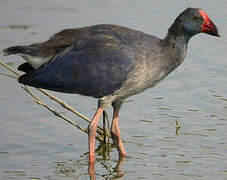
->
[111, 109, 127, 158]
[88, 108, 104, 164]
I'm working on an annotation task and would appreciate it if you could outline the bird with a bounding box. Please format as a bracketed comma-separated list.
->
[3, 8, 220, 165]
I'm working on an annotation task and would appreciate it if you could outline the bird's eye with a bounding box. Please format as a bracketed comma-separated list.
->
[193, 16, 202, 21]
[193, 16, 199, 20]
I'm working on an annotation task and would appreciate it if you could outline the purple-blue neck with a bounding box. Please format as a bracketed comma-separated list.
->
[165, 21, 196, 46]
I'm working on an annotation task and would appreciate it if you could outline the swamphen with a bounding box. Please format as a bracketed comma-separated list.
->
[3, 8, 220, 164]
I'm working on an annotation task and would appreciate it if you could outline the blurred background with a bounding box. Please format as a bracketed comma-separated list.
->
[0, 0, 226, 179]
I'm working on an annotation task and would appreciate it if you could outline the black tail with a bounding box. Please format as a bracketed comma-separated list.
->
[3, 46, 31, 56]
[18, 62, 35, 74]
[18, 73, 32, 85]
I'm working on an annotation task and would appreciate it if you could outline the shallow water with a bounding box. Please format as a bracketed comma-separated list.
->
[0, 0, 227, 179]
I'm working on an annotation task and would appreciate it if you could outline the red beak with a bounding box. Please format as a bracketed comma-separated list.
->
[199, 10, 220, 37]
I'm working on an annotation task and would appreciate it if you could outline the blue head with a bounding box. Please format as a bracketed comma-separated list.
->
[168, 8, 220, 40]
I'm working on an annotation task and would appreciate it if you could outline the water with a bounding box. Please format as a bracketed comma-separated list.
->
[0, 0, 227, 179]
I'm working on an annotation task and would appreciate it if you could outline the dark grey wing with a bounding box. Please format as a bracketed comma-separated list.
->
[19, 34, 136, 98]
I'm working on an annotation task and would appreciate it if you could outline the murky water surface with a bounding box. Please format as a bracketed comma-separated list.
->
[0, 0, 227, 179]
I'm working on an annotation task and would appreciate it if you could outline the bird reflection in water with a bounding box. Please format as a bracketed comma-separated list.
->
[89, 156, 126, 180]
[83, 143, 126, 179]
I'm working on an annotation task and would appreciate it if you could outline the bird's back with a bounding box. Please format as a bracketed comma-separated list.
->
[19, 24, 165, 98]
